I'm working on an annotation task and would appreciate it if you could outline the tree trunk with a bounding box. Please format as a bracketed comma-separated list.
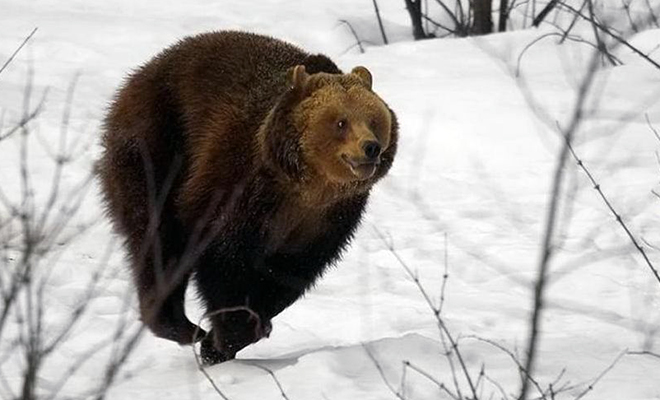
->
[471, 0, 493, 35]
[498, 0, 508, 32]
[403, 0, 428, 40]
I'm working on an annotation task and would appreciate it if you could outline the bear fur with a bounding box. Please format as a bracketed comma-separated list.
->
[97, 31, 398, 364]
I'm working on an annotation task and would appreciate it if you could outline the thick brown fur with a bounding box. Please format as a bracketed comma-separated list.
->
[97, 31, 398, 364]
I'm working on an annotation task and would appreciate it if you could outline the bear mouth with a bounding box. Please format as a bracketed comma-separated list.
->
[342, 155, 379, 180]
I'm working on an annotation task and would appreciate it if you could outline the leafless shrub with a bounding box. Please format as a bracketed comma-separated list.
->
[366, 4, 660, 400]
[0, 31, 149, 400]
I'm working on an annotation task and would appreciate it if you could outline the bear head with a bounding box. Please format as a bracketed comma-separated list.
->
[258, 65, 397, 193]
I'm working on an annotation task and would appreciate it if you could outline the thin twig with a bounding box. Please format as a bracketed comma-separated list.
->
[363, 344, 405, 400]
[42, 239, 114, 355]
[398, 360, 408, 399]
[559, 0, 588, 44]
[558, 123, 660, 286]
[516, 32, 618, 77]
[422, 14, 460, 36]
[36, 73, 80, 241]
[558, 1, 660, 70]
[191, 342, 231, 400]
[620, 0, 639, 32]
[440, 329, 463, 400]
[627, 350, 660, 360]
[403, 360, 459, 399]
[643, 0, 660, 28]
[474, 363, 485, 396]
[586, 0, 619, 66]
[45, 337, 117, 400]
[646, 114, 660, 142]
[253, 364, 291, 400]
[373, 227, 479, 399]
[438, 232, 449, 313]
[372, 0, 389, 44]
[574, 350, 626, 400]
[338, 20, 365, 54]
[0, 28, 38, 77]
[431, 0, 466, 36]
[484, 374, 508, 400]
[94, 325, 146, 400]
[0, 88, 49, 142]
[470, 336, 546, 399]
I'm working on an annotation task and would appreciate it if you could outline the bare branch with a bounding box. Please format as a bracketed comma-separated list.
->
[532, 0, 559, 27]
[558, 1, 660, 70]
[372, 0, 389, 44]
[0, 88, 48, 143]
[643, 0, 660, 28]
[422, 13, 460, 36]
[585, 0, 619, 66]
[438, 232, 449, 314]
[35, 74, 81, 236]
[430, 0, 466, 36]
[646, 114, 660, 142]
[558, 123, 660, 286]
[44, 337, 117, 400]
[519, 49, 602, 400]
[253, 364, 291, 400]
[373, 226, 479, 399]
[620, 0, 639, 32]
[403, 360, 459, 399]
[627, 350, 660, 360]
[574, 350, 626, 400]
[363, 344, 405, 400]
[0, 28, 38, 77]
[470, 336, 547, 399]
[94, 325, 146, 400]
[41, 240, 115, 355]
[516, 32, 620, 77]
[338, 20, 365, 54]
[192, 346, 231, 400]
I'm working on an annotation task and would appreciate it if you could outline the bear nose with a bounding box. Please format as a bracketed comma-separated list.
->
[362, 141, 381, 161]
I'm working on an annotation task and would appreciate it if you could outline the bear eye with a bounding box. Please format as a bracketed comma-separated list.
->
[337, 119, 348, 132]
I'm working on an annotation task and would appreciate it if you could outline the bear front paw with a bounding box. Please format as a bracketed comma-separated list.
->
[200, 335, 235, 365]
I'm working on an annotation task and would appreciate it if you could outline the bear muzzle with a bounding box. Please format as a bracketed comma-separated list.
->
[342, 152, 380, 180]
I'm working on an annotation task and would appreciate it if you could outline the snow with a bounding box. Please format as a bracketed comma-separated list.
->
[1, 1, 660, 399]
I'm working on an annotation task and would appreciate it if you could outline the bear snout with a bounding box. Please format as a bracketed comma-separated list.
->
[362, 140, 381, 162]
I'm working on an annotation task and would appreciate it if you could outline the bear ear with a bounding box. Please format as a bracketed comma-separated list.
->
[351, 66, 372, 90]
[287, 65, 309, 91]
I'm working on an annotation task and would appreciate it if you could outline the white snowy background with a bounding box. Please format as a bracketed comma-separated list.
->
[1, 1, 660, 399]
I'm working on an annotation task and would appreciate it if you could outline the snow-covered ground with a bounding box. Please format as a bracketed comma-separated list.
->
[1, 1, 660, 399]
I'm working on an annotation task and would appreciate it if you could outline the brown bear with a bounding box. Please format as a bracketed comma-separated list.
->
[97, 30, 398, 364]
